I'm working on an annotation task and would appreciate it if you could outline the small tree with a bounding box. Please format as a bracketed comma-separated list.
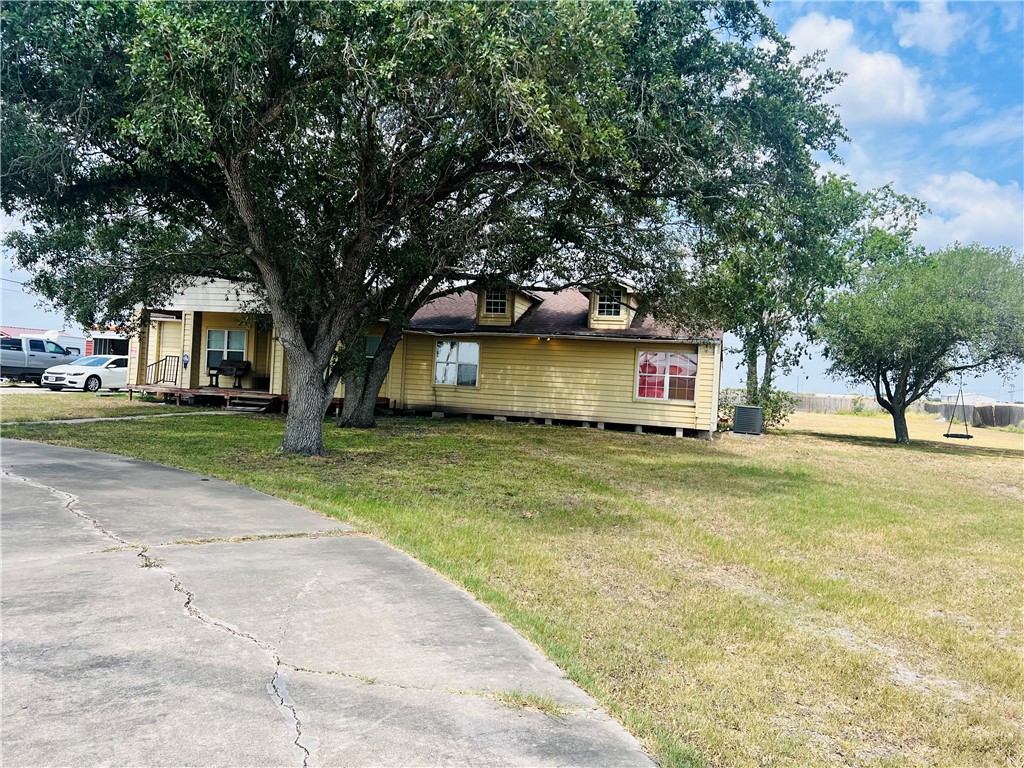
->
[817, 244, 1024, 443]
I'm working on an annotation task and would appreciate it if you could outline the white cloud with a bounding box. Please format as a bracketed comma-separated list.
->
[941, 107, 1024, 147]
[999, 1, 1022, 33]
[893, 2, 968, 55]
[787, 13, 931, 124]
[914, 172, 1024, 251]
[934, 86, 984, 123]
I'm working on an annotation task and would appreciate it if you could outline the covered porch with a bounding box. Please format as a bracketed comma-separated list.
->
[129, 310, 281, 396]
[126, 383, 282, 411]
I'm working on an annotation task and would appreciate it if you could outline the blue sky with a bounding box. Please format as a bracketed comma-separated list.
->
[720, 0, 1024, 399]
[3, 1, 1022, 397]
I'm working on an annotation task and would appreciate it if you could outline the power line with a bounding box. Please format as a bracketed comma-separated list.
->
[1, 277, 26, 285]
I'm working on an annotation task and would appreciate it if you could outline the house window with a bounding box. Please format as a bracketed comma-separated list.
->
[484, 289, 508, 315]
[596, 289, 622, 317]
[434, 340, 479, 387]
[365, 336, 382, 358]
[206, 329, 246, 368]
[636, 351, 698, 401]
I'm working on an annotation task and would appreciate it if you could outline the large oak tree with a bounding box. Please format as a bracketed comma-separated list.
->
[3, 0, 842, 455]
[818, 243, 1024, 443]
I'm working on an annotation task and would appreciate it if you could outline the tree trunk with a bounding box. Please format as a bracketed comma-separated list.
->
[280, 351, 336, 456]
[891, 404, 910, 444]
[744, 342, 759, 403]
[335, 324, 404, 429]
[760, 352, 776, 401]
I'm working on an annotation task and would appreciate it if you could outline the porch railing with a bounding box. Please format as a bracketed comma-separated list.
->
[145, 355, 179, 385]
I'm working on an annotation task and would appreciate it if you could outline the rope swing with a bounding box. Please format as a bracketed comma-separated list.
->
[944, 374, 974, 440]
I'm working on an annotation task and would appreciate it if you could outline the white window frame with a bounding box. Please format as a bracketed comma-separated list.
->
[434, 340, 480, 387]
[635, 350, 698, 402]
[483, 289, 508, 315]
[206, 329, 246, 369]
[596, 289, 623, 317]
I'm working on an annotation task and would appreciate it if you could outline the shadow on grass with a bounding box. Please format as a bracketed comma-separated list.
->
[786, 428, 1021, 461]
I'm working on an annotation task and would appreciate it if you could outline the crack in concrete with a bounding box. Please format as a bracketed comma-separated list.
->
[269, 666, 319, 767]
[3, 469, 319, 768]
[3, 470, 132, 547]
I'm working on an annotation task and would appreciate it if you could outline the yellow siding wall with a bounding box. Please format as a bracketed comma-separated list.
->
[178, 314, 720, 429]
[270, 336, 287, 395]
[180, 312, 195, 388]
[271, 322, 407, 403]
[397, 334, 719, 430]
[127, 321, 148, 385]
[145, 319, 160, 382]
[157, 320, 183, 385]
[185, 312, 204, 388]
[512, 294, 533, 322]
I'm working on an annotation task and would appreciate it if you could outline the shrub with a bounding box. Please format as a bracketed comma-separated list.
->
[755, 388, 799, 429]
[717, 388, 744, 430]
[718, 387, 797, 431]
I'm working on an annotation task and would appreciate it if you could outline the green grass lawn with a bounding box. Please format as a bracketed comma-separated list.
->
[0, 390, 177, 422]
[3, 408, 1021, 767]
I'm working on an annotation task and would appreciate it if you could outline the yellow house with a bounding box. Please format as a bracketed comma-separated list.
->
[128, 279, 723, 437]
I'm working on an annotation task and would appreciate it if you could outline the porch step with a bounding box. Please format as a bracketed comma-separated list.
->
[224, 395, 279, 413]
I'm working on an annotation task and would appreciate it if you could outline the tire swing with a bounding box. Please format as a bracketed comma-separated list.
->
[944, 375, 974, 440]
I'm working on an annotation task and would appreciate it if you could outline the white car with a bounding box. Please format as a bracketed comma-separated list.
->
[42, 355, 129, 392]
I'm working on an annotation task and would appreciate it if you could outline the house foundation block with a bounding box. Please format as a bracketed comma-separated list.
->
[674, 428, 684, 438]
[697, 429, 714, 441]
[634, 425, 644, 433]
[596, 422, 605, 430]
[431, 411, 445, 419]
[494, 415, 507, 422]
[544, 418, 553, 425]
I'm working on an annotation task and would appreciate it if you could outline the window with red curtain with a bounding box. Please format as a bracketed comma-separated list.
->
[636, 351, 697, 401]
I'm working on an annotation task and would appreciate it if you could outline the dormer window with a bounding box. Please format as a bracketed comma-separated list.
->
[596, 289, 622, 317]
[484, 289, 508, 315]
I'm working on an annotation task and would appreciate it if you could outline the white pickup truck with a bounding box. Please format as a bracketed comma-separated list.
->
[0, 335, 81, 384]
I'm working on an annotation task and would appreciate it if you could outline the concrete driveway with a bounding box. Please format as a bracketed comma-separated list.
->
[1, 439, 653, 767]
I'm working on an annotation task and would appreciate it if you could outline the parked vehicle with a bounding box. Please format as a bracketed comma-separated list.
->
[0, 335, 81, 384]
[41, 355, 129, 392]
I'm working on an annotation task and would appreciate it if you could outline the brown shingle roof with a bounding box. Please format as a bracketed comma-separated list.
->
[409, 288, 722, 342]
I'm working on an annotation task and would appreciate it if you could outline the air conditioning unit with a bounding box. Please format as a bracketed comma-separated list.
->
[733, 405, 764, 435]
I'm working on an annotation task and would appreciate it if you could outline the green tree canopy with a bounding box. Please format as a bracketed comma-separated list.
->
[2, 0, 844, 455]
[817, 243, 1024, 443]
[655, 175, 867, 402]
[651, 182, 929, 420]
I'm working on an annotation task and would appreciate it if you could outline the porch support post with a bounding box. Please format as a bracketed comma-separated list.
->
[182, 311, 203, 389]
